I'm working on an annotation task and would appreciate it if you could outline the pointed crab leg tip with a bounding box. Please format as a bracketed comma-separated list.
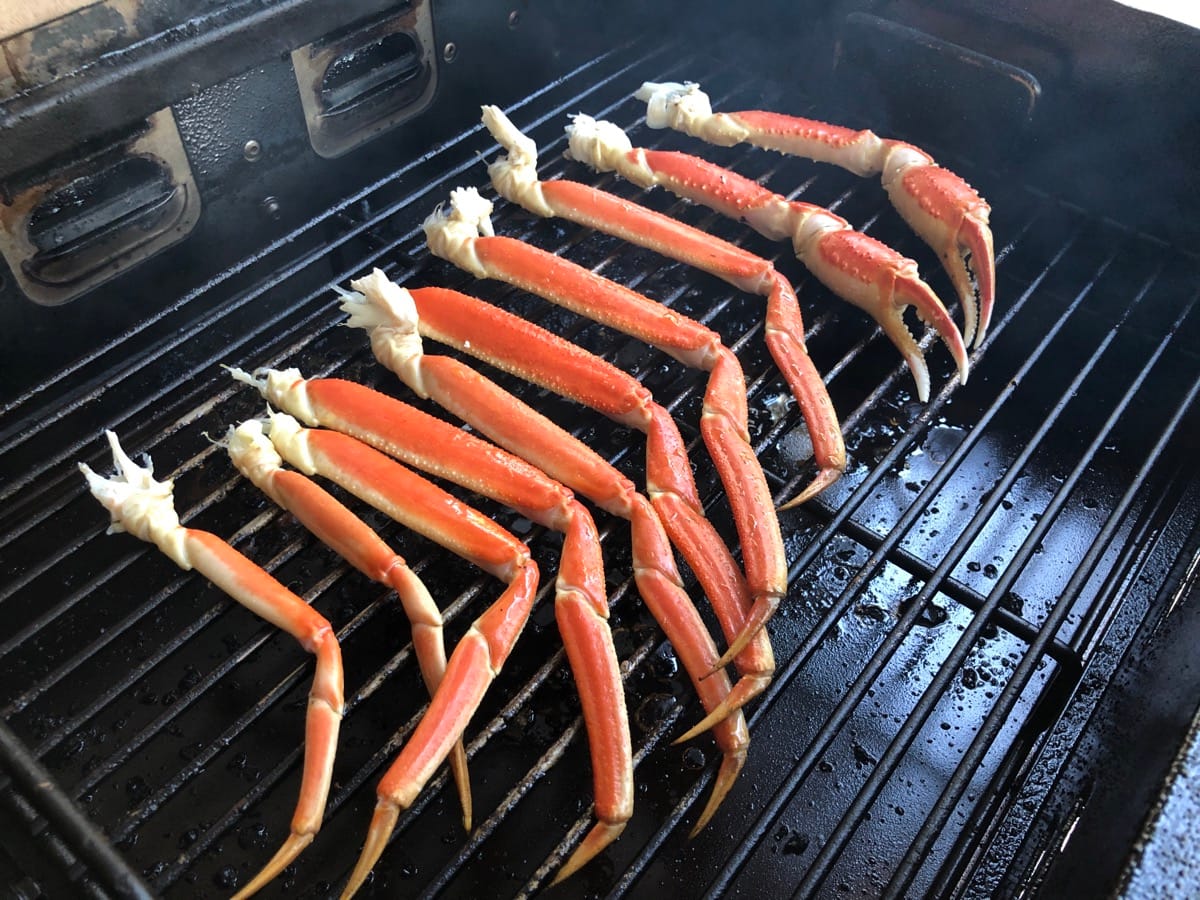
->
[890, 272, 969, 395]
[688, 750, 747, 838]
[339, 801, 400, 900]
[974, 305, 992, 348]
[946, 332, 970, 387]
[673, 711, 722, 746]
[708, 594, 779, 673]
[449, 742, 473, 833]
[230, 832, 314, 900]
[674, 673, 768, 745]
[904, 352, 932, 404]
[778, 466, 843, 511]
[551, 821, 627, 886]
[961, 219, 996, 350]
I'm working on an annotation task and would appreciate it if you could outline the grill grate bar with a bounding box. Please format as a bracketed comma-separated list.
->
[791, 256, 1178, 896]
[890, 297, 1200, 899]
[807, 506, 1079, 667]
[613, 197, 1070, 897]
[5, 38, 1197, 900]
[5, 65, 740, 776]
[0, 719, 154, 900]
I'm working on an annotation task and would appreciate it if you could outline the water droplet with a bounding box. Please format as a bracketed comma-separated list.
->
[921, 604, 948, 627]
[215, 865, 239, 890]
[126, 776, 149, 801]
[634, 693, 676, 732]
[851, 743, 877, 768]
[648, 645, 678, 680]
[783, 832, 811, 856]
[237, 822, 270, 850]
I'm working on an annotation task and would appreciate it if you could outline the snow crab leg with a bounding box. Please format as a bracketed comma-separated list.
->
[341, 269, 769, 753]
[564, 113, 969, 403]
[425, 187, 786, 663]
[224, 419, 473, 842]
[236, 411, 543, 897]
[230, 368, 749, 891]
[637, 80, 996, 348]
[79, 432, 344, 899]
[482, 104, 843, 509]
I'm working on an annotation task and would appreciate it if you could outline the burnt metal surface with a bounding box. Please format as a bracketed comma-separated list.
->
[2, 33, 1200, 900]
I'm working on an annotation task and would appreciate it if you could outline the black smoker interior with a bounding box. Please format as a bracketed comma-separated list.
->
[1, 2, 1198, 897]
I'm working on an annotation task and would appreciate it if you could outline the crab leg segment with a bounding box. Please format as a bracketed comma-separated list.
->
[425, 188, 786, 657]
[483, 104, 843, 508]
[636, 81, 995, 347]
[225, 419, 473, 836]
[243, 412, 548, 896]
[565, 114, 968, 403]
[79, 432, 344, 900]
[232, 369, 748, 882]
[343, 271, 770, 736]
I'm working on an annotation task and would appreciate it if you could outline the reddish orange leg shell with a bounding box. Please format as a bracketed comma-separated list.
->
[344, 272, 770, 718]
[564, 115, 969, 403]
[226, 420, 474, 834]
[79, 432, 344, 900]
[344, 273, 760, 835]
[425, 188, 788, 663]
[635, 81, 995, 347]
[247, 413, 547, 898]
[482, 104, 843, 509]
[231, 371, 645, 889]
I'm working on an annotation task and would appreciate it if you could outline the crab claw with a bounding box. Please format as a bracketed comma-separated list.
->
[799, 219, 970, 402]
[882, 150, 995, 348]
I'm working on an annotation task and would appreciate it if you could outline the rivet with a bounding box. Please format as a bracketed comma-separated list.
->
[243, 140, 261, 162]
[442, 42, 458, 63]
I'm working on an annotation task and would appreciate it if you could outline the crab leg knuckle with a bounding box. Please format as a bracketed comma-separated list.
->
[480, 112, 844, 510]
[346, 264, 765, 759]
[426, 185, 787, 662]
[637, 80, 995, 349]
[229, 369, 634, 893]
[81, 434, 346, 897]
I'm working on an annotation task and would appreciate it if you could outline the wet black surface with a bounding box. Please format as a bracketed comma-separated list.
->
[1, 35, 1199, 900]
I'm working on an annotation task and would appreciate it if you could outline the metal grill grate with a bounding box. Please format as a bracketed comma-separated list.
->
[2, 39, 1199, 899]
